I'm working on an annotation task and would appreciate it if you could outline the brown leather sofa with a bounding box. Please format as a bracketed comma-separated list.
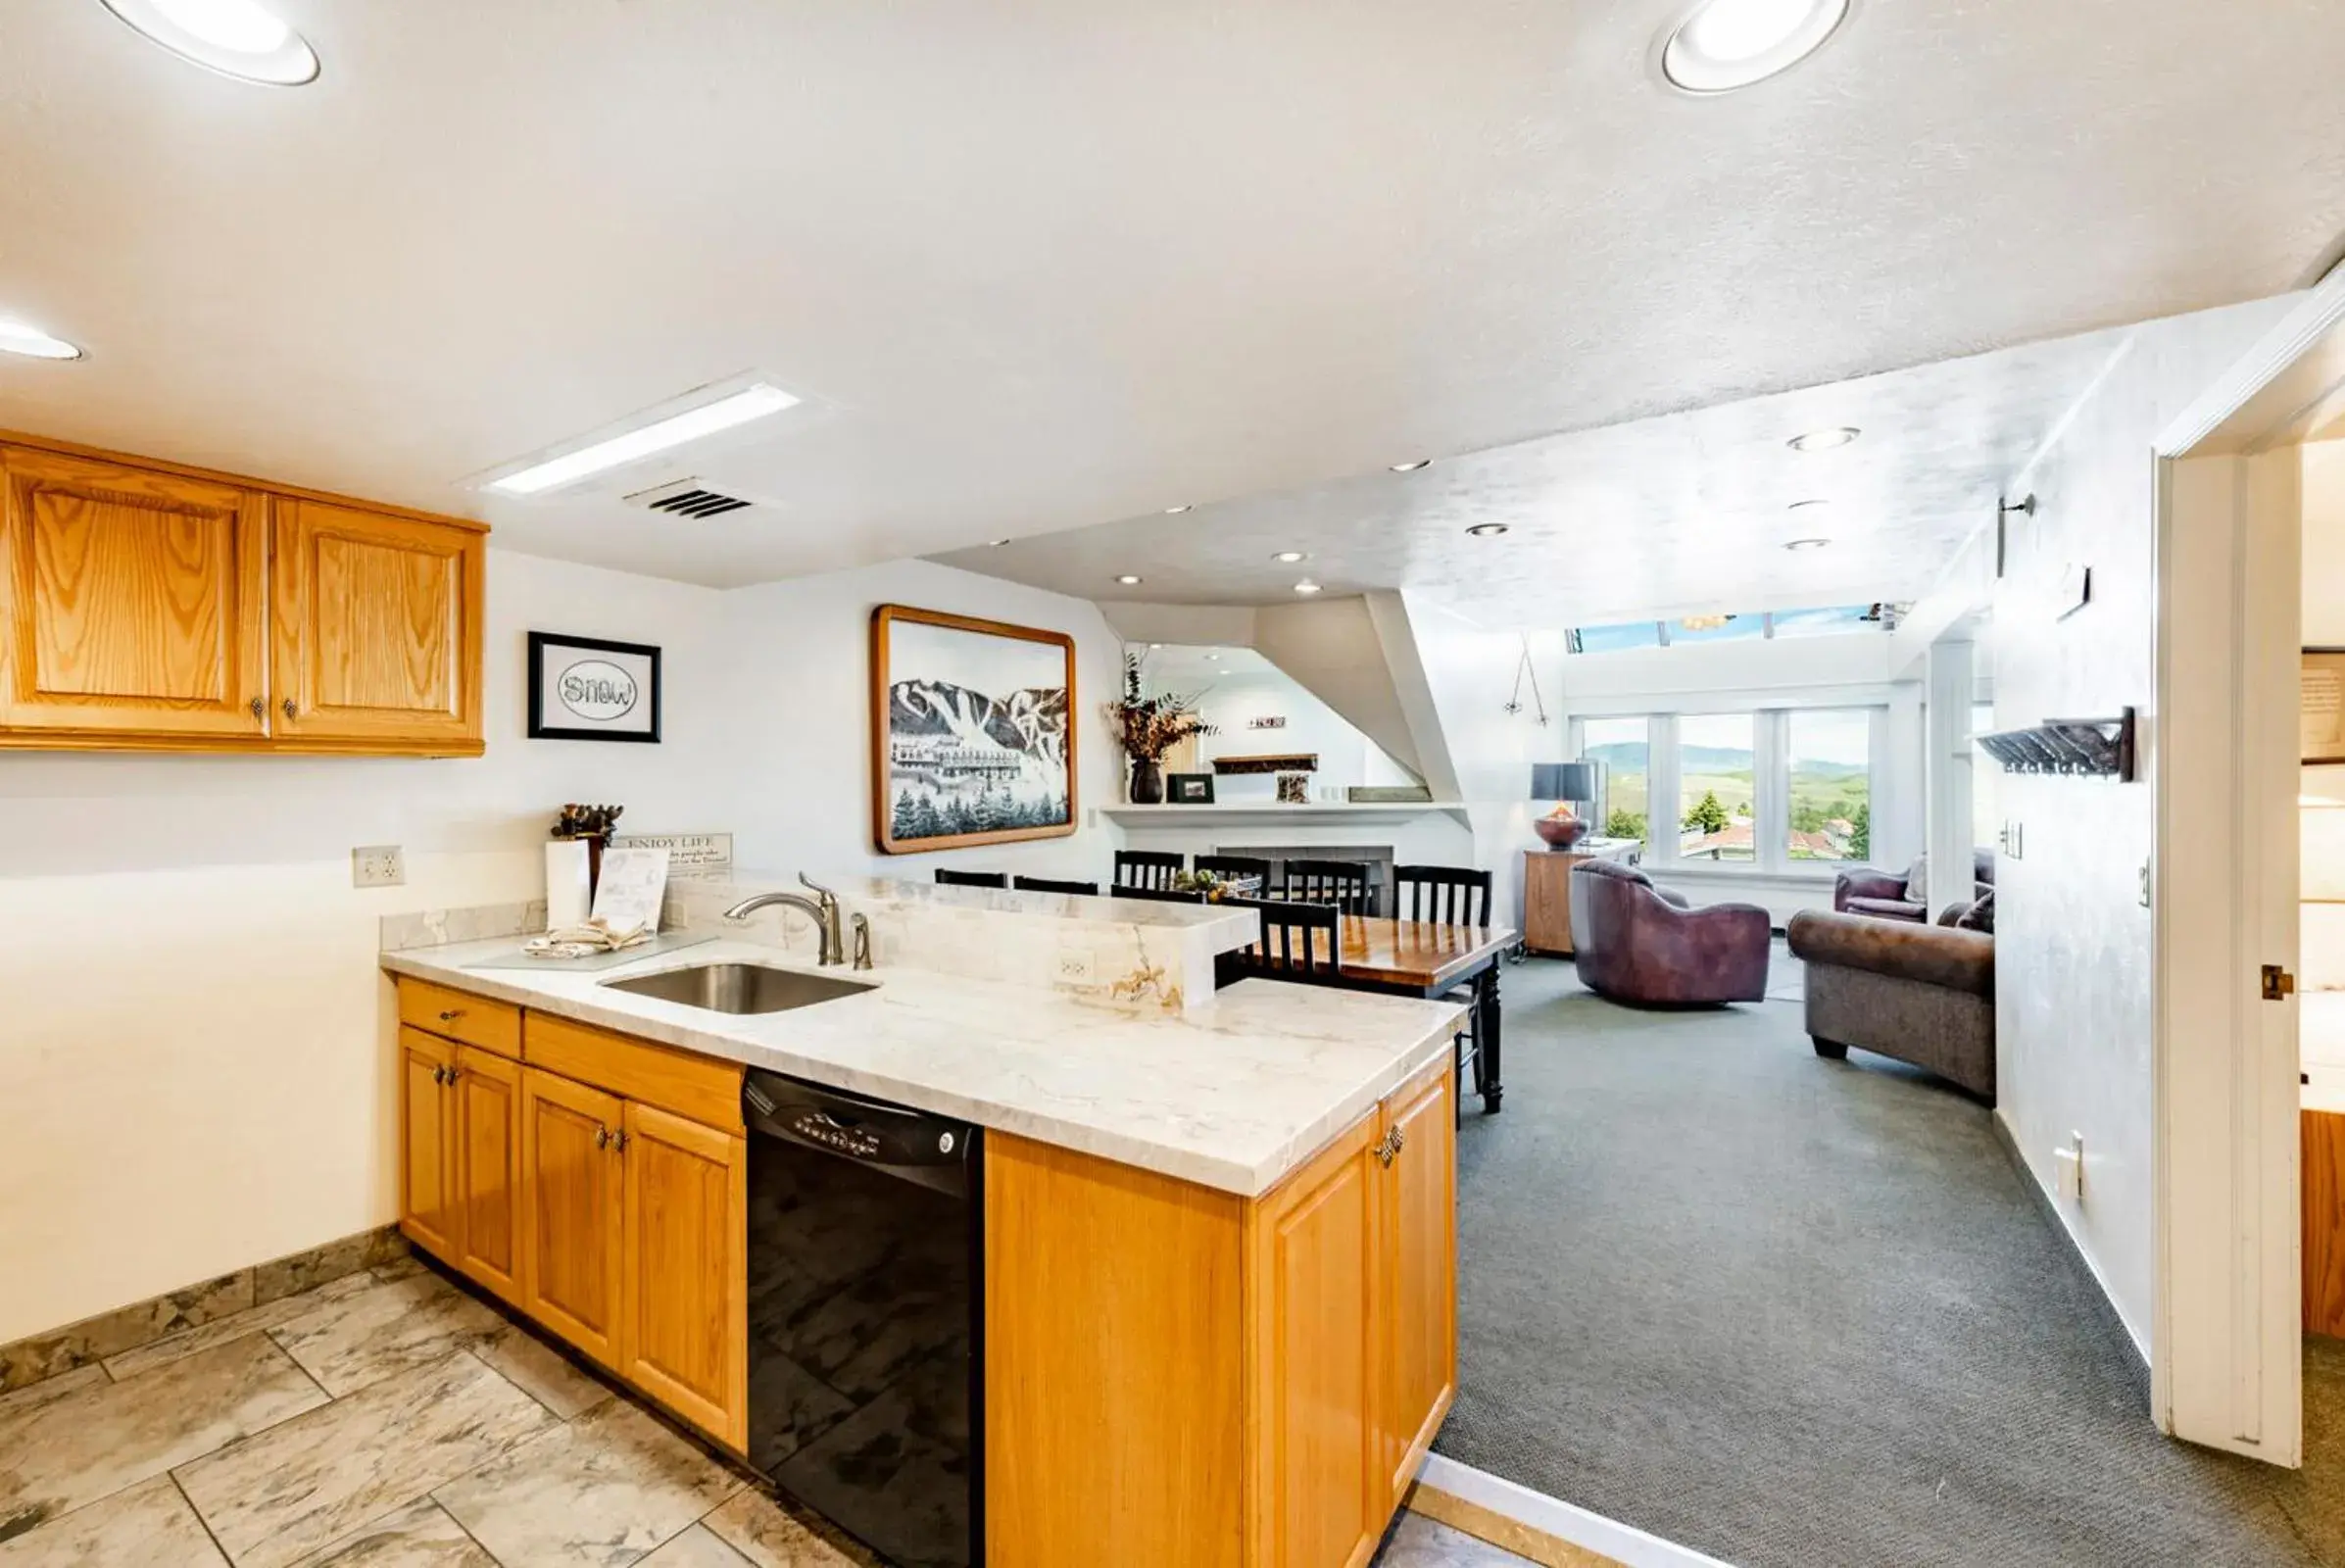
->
[1568, 860, 1771, 1005]
[1833, 849, 1993, 924]
[1785, 908, 1994, 1101]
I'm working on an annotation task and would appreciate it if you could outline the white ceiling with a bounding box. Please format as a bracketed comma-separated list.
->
[1134, 645, 1277, 688]
[3, 1, 2343, 590]
[939, 321, 2141, 627]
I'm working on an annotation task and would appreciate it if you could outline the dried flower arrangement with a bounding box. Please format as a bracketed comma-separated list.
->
[1106, 654, 1215, 804]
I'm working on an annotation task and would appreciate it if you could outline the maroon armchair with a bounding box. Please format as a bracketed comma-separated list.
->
[1568, 860, 1771, 1005]
[1833, 850, 1994, 924]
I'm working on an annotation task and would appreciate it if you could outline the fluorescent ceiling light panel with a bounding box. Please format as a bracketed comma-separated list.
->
[488, 383, 800, 496]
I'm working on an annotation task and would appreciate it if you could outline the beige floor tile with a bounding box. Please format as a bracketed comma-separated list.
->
[1377, 1513, 1545, 1567]
[0, 1474, 227, 1566]
[470, 1326, 612, 1423]
[106, 1275, 380, 1381]
[0, 1367, 106, 1429]
[636, 1524, 756, 1566]
[268, 1276, 505, 1397]
[701, 1490, 872, 1567]
[288, 1497, 495, 1567]
[433, 1400, 743, 1567]
[368, 1256, 431, 1285]
[0, 1335, 325, 1539]
[176, 1351, 556, 1568]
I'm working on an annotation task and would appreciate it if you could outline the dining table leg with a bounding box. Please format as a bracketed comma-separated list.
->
[1476, 959, 1502, 1113]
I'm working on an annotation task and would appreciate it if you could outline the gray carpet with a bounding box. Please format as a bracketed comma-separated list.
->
[1438, 956, 2345, 1567]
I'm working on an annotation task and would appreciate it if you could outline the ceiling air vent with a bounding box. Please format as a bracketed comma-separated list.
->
[623, 479, 754, 519]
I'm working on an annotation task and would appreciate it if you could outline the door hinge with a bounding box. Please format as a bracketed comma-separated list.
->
[2263, 964, 2297, 1002]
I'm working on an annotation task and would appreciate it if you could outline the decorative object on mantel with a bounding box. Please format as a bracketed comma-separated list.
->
[873, 604, 1076, 852]
[2306, 649, 2345, 762]
[1247, 715, 1288, 729]
[1277, 773, 1309, 805]
[1105, 652, 1212, 807]
[1348, 784, 1435, 804]
[1529, 761, 1599, 850]
[552, 803, 623, 898]
[1977, 709, 2136, 779]
[1167, 772, 1215, 805]
[1210, 752, 1318, 776]
[528, 632, 661, 743]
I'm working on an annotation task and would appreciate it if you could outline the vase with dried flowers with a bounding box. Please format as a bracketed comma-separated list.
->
[1106, 654, 1213, 805]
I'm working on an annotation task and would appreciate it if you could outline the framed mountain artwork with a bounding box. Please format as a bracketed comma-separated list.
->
[871, 604, 1078, 854]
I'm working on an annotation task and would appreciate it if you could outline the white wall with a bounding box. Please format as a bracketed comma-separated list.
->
[1185, 671, 1411, 802]
[1993, 296, 2300, 1354]
[0, 550, 1122, 1344]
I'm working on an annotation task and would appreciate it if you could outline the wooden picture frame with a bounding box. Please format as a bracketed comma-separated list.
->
[527, 631, 661, 743]
[2306, 647, 2345, 763]
[871, 604, 1078, 854]
[1167, 772, 1215, 805]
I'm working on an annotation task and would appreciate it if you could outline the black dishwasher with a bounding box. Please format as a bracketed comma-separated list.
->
[742, 1070, 982, 1568]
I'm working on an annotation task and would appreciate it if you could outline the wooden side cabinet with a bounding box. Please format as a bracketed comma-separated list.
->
[398, 1027, 461, 1261]
[519, 1067, 627, 1369]
[1521, 841, 1641, 956]
[1379, 1060, 1457, 1497]
[0, 433, 485, 756]
[620, 1102, 749, 1450]
[452, 1046, 524, 1305]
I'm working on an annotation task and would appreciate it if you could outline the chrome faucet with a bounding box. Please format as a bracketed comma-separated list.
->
[723, 873, 846, 967]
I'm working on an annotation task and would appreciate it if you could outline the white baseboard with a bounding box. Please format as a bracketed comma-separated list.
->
[1414, 1453, 1736, 1568]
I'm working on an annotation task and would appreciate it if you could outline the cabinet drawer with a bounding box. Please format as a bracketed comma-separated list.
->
[399, 979, 520, 1059]
[524, 1012, 744, 1132]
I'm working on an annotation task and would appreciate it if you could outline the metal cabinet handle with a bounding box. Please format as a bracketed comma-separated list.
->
[439, 1008, 464, 1022]
[281, 697, 298, 720]
[611, 1129, 631, 1154]
[1373, 1129, 1397, 1167]
[249, 696, 266, 720]
[431, 1064, 447, 1086]
[594, 1126, 610, 1150]
[445, 1065, 460, 1085]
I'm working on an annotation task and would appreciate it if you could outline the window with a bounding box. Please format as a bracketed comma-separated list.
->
[1678, 714, 1755, 861]
[1769, 605, 1878, 639]
[1581, 717, 1649, 846]
[1568, 621, 1662, 655]
[1567, 604, 1906, 653]
[1669, 613, 1764, 645]
[1786, 710, 1872, 862]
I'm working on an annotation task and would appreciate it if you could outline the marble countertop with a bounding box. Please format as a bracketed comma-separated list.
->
[382, 936, 1465, 1198]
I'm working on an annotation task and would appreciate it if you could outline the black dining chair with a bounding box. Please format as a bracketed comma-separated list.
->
[1283, 858, 1373, 915]
[1013, 875, 1099, 896]
[1392, 864, 1493, 927]
[1112, 849, 1185, 892]
[1222, 897, 1341, 980]
[935, 868, 1007, 889]
[1392, 863, 1496, 1126]
[1193, 854, 1271, 892]
[1111, 884, 1206, 904]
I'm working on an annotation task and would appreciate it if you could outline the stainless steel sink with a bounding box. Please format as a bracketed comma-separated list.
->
[602, 962, 875, 1015]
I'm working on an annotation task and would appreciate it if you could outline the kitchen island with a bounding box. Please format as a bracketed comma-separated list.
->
[382, 907, 1466, 1568]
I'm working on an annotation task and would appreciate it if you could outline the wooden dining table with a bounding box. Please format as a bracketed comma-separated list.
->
[1327, 914, 1516, 1113]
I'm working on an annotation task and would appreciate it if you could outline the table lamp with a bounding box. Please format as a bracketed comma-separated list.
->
[1530, 761, 1598, 851]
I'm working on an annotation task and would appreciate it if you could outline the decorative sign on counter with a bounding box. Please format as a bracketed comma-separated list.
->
[589, 847, 670, 934]
[611, 832, 735, 871]
[528, 632, 662, 743]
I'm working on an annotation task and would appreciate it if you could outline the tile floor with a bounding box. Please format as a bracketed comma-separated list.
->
[0, 1254, 1539, 1567]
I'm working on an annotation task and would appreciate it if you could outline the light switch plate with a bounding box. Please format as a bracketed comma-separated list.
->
[352, 845, 406, 888]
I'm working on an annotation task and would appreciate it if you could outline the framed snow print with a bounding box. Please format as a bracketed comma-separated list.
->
[528, 632, 661, 743]
[871, 605, 1077, 854]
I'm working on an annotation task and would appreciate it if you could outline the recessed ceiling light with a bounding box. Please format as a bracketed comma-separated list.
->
[487, 383, 801, 496]
[1466, 522, 1509, 538]
[0, 320, 83, 361]
[1788, 425, 1861, 452]
[1164, 504, 1194, 514]
[1114, 574, 1144, 586]
[1390, 460, 1432, 473]
[1148, 643, 1163, 650]
[1272, 551, 1307, 564]
[98, 0, 320, 85]
[1661, 0, 1850, 94]
[1787, 499, 1830, 511]
[1294, 580, 1323, 596]
[1784, 537, 1832, 551]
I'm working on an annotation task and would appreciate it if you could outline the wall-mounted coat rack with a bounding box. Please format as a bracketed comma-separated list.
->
[1978, 708, 2136, 781]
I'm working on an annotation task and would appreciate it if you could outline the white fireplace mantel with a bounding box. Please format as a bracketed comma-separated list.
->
[1100, 803, 1473, 831]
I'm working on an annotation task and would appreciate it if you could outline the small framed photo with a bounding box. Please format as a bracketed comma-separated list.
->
[528, 632, 661, 743]
[2308, 648, 2345, 762]
[1167, 772, 1216, 805]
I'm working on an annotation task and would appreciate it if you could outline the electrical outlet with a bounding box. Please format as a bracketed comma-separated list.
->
[352, 845, 406, 888]
[1056, 946, 1096, 983]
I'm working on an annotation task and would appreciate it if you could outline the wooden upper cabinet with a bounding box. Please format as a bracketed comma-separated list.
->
[0, 445, 269, 739]
[272, 498, 483, 754]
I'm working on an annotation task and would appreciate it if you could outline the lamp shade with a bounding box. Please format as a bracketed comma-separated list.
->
[1531, 761, 1597, 802]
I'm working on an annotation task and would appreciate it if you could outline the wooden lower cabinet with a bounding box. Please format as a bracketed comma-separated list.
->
[451, 1046, 523, 1304]
[987, 1054, 1458, 1568]
[398, 1028, 460, 1260]
[619, 1101, 748, 1450]
[519, 1067, 626, 1368]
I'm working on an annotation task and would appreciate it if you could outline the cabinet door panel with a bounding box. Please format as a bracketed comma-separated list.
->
[1381, 1059, 1457, 1505]
[620, 1101, 746, 1448]
[453, 1046, 524, 1303]
[520, 1067, 625, 1366]
[0, 446, 267, 737]
[1247, 1111, 1383, 1568]
[272, 498, 481, 750]
[398, 1028, 459, 1261]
